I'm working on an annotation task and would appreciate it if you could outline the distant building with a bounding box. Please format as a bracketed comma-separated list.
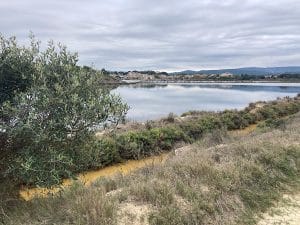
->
[219, 72, 234, 78]
[126, 71, 154, 80]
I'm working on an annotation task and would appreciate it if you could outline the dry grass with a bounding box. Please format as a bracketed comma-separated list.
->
[1, 113, 300, 225]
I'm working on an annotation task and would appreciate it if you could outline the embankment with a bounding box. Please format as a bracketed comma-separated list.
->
[66, 95, 300, 177]
[2, 108, 300, 225]
[11, 95, 300, 189]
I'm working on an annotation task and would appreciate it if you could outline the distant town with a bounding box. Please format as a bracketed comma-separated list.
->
[109, 68, 300, 83]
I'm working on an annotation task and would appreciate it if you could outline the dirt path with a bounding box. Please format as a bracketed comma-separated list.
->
[257, 192, 300, 225]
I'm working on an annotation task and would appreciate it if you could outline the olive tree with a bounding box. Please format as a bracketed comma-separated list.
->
[0, 36, 128, 186]
[0, 34, 38, 105]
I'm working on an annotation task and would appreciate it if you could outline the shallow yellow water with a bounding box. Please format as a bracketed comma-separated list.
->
[20, 153, 169, 201]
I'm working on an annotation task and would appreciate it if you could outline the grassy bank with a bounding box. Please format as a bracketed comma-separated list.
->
[1, 110, 300, 225]
[4, 95, 300, 187]
[67, 96, 300, 176]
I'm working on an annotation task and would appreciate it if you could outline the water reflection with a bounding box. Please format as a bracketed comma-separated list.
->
[112, 83, 300, 121]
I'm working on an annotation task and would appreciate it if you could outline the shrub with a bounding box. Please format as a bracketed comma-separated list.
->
[220, 111, 250, 129]
[180, 121, 205, 140]
[264, 118, 287, 129]
[116, 125, 188, 160]
[158, 125, 188, 149]
[0, 34, 36, 105]
[0, 35, 128, 186]
[72, 137, 120, 171]
[242, 113, 256, 125]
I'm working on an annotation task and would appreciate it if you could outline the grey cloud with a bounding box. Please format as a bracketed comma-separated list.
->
[0, 0, 300, 71]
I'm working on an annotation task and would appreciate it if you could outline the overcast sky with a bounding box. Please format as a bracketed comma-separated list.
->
[1, 0, 300, 71]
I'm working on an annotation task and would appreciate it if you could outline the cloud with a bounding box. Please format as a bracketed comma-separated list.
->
[1, 0, 300, 71]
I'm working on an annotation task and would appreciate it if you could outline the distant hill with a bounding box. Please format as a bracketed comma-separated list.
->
[172, 67, 300, 76]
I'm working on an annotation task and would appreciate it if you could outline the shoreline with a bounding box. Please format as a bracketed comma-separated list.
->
[120, 80, 300, 85]
[8, 95, 300, 225]
[19, 96, 300, 198]
[20, 124, 261, 201]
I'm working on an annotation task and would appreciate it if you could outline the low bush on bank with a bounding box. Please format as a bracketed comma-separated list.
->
[116, 125, 188, 160]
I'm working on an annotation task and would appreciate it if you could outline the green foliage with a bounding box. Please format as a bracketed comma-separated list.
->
[242, 113, 256, 125]
[0, 34, 38, 105]
[116, 125, 187, 160]
[261, 118, 287, 129]
[220, 110, 248, 129]
[179, 116, 222, 140]
[0, 35, 128, 186]
[75, 137, 121, 170]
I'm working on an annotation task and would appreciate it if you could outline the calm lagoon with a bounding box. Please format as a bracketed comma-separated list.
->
[112, 83, 300, 121]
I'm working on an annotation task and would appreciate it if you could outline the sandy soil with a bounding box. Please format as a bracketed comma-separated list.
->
[250, 103, 266, 114]
[257, 193, 300, 225]
[117, 202, 153, 225]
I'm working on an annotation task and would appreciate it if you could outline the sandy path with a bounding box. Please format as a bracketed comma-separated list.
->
[257, 193, 300, 225]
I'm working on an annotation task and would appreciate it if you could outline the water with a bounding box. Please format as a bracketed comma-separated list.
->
[20, 153, 168, 201]
[112, 82, 300, 122]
